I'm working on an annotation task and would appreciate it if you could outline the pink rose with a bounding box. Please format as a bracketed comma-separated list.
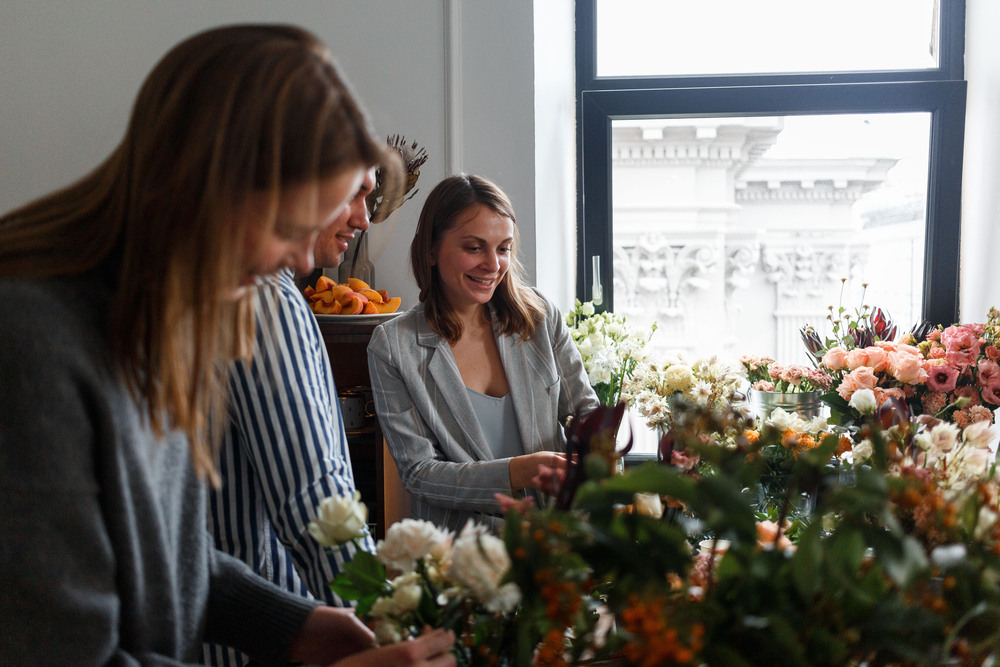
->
[929, 346, 947, 360]
[890, 351, 928, 385]
[926, 361, 960, 393]
[986, 345, 1000, 361]
[823, 347, 849, 371]
[873, 387, 905, 407]
[875, 340, 899, 352]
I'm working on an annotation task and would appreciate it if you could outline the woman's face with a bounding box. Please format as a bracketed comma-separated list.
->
[431, 203, 514, 313]
[235, 167, 364, 297]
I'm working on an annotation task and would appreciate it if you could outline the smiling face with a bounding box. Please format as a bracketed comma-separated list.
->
[236, 167, 364, 296]
[313, 166, 377, 269]
[431, 203, 514, 315]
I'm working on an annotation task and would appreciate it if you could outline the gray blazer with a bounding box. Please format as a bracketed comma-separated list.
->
[367, 294, 599, 532]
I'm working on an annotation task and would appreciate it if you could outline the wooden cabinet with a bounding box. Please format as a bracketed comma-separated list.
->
[317, 317, 410, 540]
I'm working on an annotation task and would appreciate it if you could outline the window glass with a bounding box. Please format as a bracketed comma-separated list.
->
[610, 112, 931, 454]
[596, 0, 939, 77]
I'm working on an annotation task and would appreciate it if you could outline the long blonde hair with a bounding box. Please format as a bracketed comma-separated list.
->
[410, 174, 545, 343]
[0, 24, 401, 481]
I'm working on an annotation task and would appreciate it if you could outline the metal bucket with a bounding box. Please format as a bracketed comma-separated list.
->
[748, 389, 826, 423]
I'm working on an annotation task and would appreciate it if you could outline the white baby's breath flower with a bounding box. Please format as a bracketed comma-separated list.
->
[633, 492, 664, 519]
[377, 518, 452, 573]
[308, 491, 369, 547]
[849, 388, 877, 415]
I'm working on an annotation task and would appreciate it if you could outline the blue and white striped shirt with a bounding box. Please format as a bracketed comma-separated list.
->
[202, 269, 375, 667]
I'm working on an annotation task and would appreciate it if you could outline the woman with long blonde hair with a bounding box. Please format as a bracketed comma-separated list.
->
[0, 24, 452, 666]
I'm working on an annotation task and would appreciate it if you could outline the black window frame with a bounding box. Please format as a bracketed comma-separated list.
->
[575, 0, 967, 326]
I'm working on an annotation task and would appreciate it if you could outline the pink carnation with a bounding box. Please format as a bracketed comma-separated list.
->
[922, 391, 948, 415]
[968, 404, 995, 424]
[752, 380, 775, 391]
[925, 361, 960, 393]
[953, 410, 972, 428]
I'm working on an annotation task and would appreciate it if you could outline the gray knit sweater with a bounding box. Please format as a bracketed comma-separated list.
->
[0, 274, 320, 666]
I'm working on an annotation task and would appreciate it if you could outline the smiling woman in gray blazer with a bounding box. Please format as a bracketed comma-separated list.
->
[367, 175, 599, 532]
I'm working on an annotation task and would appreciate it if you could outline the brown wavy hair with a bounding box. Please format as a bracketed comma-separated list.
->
[410, 174, 545, 343]
[0, 24, 402, 481]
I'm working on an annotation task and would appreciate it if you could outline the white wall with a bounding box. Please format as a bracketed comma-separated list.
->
[959, 0, 1000, 321]
[0, 0, 567, 309]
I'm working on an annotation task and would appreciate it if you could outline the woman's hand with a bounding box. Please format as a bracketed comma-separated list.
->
[288, 606, 375, 665]
[329, 628, 456, 667]
[509, 451, 567, 492]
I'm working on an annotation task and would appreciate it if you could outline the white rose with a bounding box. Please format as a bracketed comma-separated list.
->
[849, 388, 877, 415]
[376, 519, 452, 573]
[581, 301, 595, 317]
[390, 572, 423, 613]
[308, 491, 368, 547]
[373, 619, 404, 645]
[447, 521, 512, 605]
[853, 439, 873, 463]
[765, 408, 794, 432]
[633, 492, 664, 519]
[806, 416, 830, 434]
[369, 595, 400, 620]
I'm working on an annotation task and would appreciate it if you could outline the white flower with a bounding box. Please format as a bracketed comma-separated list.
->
[376, 518, 452, 573]
[849, 388, 877, 415]
[766, 407, 795, 432]
[976, 506, 998, 540]
[852, 439, 873, 464]
[308, 491, 368, 547]
[390, 571, 423, 613]
[663, 364, 695, 393]
[930, 543, 967, 568]
[963, 420, 996, 450]
[928, 421, 961, 453]
[369, 595, 399, 619]
[805, 416, 830, 434]
[581, 301, 595, 316]
[373, 619, 403, 645]
[447, 521, 514, 608]
[486, 582, 522, 613]
[633, 492, 664, 519]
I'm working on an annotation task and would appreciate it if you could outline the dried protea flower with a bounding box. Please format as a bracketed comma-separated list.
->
[366, 134, 428, 221]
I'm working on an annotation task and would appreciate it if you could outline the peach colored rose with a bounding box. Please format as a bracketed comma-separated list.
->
[846, 348, 870, 371]
[930, 346, 947, 359]
[822, 346, 849, 371]
[864, 347, 889, 373]
[875, 340, 899, 352]
[873, 387, 905, 406]
[849, 367, 878, 392]
[836, 373, 858, 401]
[986, 345, 1000, 361]
[890, 352, 928, 385]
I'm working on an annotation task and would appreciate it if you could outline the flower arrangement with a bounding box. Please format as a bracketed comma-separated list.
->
[818, 308, 1000, 430]
[313, 396, 1000, 665]
[740, 355, 832, 393]
[309, 497, 521, 664]
[622, 354, 744, 433]
[564, 299, 656, 407]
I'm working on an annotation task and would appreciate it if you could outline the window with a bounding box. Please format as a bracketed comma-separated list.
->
[576, 0, 966, 454]
[576, 0, 966, 329]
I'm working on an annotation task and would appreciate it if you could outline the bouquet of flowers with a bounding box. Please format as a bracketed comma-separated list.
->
[308, 494, 521, 665]
[565, 299, 656, 407]
[740, 355, 832, 393]
[622, 354, 744, 434]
